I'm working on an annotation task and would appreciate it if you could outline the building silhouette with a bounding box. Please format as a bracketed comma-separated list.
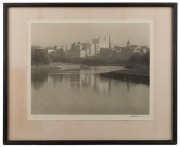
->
[80, 34, 111, 58]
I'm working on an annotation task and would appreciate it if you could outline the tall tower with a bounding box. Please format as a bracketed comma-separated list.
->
[127, 39, 130, 48]
[109, 34, 111, 49]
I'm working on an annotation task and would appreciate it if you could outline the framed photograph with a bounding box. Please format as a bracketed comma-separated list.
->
[3, 3, 177, 145]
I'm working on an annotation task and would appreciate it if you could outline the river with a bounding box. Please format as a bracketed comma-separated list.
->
[31, 64, 149, 115]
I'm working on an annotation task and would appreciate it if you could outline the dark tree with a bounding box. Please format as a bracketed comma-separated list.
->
[32, 50, 49, 67]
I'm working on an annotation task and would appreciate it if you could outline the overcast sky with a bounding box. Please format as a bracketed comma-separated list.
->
[31, 23, 150, 48]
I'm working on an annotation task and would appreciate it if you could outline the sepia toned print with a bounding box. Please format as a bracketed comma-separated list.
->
[28, 20, 153, 120]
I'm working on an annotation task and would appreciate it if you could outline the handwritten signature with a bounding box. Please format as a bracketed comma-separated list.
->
[130, 115, 145, 118]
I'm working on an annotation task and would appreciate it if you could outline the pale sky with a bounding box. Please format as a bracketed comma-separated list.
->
[31, 23, 150, 48]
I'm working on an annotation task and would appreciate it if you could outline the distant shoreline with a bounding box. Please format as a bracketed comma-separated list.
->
[100, 66, 149, 84]
[31, 62, 149, 84]
[31, 62, 124, 72]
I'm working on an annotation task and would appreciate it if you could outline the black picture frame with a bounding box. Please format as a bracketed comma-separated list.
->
[3, 3, 177, 145]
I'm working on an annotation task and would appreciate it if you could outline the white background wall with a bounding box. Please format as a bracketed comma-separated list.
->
[0, 0, 179, 146]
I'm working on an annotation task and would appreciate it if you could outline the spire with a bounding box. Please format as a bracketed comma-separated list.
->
[127, 39, 130, 47]
[109, 34, 111, 49]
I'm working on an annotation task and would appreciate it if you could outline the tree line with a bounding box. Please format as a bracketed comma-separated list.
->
[31, 48, 149, 67]
[31, 50, 50, 67]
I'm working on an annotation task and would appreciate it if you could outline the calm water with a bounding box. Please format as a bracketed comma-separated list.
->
[31, 65, 149, 115]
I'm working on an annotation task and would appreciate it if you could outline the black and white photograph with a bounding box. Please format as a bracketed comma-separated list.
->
[29, 20, 152, 120]
[3, 3, 177, 144]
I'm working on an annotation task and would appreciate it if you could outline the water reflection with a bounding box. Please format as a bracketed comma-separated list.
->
[31, 71, 48, 91]
[32, 70, 114, 96]
[31, 66, 149, 115]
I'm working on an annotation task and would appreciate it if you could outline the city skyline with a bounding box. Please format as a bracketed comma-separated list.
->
[31, 23, 150, 48]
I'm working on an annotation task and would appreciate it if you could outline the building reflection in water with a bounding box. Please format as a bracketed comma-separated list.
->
[32, 69, 111, 96]
[31, 66, 149, 115]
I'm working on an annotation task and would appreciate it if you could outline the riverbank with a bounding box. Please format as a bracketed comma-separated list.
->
[31, 62, 90, 73]
[32, 62, 149, 84]
[31, 62, 124, 73]
[100, 66, 149, 84]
